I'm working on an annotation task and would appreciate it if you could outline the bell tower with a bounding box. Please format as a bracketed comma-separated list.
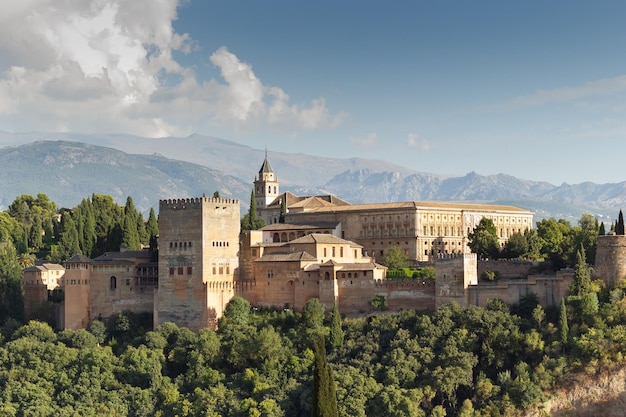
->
[254, 150, 280, 212]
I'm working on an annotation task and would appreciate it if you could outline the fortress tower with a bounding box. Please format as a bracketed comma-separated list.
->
[155, 197, 240, 331]
[254, 151, 280, 212]
[594, 235, 626, 285]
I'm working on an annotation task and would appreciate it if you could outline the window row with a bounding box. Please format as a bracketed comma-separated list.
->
[169, 241, 192, 249]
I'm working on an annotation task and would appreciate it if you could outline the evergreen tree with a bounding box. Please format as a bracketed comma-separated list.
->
[559, 299, 569, 351]
[0, 242, 25, 324]
[57, 215, 81, 262]
[121, 196, 141, 250]
[241, 190, 266, 231]
[28, 214, 43, 251]
[617, 210, 625, 235]
[599, 221, 606, 236]
[279, 195, 287, 223]
[312, 333, 338, 417]
[329, 303, 344, 350]
[146, 208, 159, 260]
[570, 245, 591, 297]
[213, 191, 221, 199]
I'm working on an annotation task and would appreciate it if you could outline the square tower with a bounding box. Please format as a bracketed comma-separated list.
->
[156, 197, 240, 331]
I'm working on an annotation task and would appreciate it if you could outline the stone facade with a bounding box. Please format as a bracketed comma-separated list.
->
[27, 155, 612, 332]
[155, 197, 240, 331]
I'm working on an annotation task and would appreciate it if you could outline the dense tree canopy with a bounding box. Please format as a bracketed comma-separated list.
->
[468, 218, 500, 260]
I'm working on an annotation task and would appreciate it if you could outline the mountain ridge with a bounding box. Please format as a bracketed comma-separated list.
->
[0, 133, 624, 223]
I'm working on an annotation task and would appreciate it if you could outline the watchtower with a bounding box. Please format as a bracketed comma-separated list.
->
[156, 197, 240, 331]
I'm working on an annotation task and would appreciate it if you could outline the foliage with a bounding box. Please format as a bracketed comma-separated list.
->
[312, 333, 338, 417]
[468, 218, 500, 259]
[379, 245, 409, 270]
[480, 270, 501, 281]
[241, 190, 266, 231]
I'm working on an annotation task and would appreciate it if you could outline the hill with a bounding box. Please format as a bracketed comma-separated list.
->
[0, 133, 625, 222]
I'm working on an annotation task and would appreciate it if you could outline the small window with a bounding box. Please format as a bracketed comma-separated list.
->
[110, 276, 117, 290]
[178, 267, 183, 275]
[187, 267, 192, 275]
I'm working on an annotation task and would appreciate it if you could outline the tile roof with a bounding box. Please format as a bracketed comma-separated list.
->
[288, 233, 363, 247]
[65, 254, 92, 264]
[260, 222, 340, 231]
[287, 200, 533, 214]
[255, 251, 317, 262]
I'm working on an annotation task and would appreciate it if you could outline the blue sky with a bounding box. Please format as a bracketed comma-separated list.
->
[1, 1, 626, 185]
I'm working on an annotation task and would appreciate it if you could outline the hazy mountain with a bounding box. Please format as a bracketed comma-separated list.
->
[0, 140, 250, 213]
[0, 133, 624, 224]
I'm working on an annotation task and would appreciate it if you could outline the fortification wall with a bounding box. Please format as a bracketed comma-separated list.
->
[595, 235, 626, 285]
[337, 278, 435, 315]
[477, 260, 536, 279]
[467, 271, 572, 308]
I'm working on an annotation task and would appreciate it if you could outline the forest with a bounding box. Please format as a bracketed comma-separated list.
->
[0, 193, 625, 416]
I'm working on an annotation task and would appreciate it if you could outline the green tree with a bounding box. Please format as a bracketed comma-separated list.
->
[57, 214, 81, 262]
[0, 241, 25, 324]
[303, 298, 325, 332]
[329, 303, 344, 350]
[559, 299, 569, 351]
[617, 210, 625, 235]
[501, 231, 528, 259]
[599, 222, 606, 236]
[380, 245, 409, 269]
[570, 245, 591, 297]
[213, 191, 221, 199]
[312, 333, 338, 417]
[121, 196, 141, 250]
[468, 217, 500, 260]
[241, 190, 266, 231]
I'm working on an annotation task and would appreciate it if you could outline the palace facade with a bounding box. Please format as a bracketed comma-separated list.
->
[23, 154, 566, 332]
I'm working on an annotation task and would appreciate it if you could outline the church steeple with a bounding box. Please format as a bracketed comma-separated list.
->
[254, 150, 280, 214]
[258, 149, 275, 180]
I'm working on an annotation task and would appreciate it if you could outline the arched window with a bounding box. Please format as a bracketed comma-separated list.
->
[324, 271, 330, 280]
[110, 276, 117, 290]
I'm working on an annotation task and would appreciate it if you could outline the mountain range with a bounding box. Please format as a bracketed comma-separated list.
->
[0, 132, 624, 225]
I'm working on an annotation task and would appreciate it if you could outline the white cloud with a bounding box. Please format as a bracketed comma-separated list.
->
[348, 132, 378, 147]
[0, 1, 343, 137]
[509, 74, 626, 108]
[407, 133, 430, 151]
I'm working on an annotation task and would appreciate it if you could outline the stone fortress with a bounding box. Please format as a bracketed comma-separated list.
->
[20, 154, 618, 331]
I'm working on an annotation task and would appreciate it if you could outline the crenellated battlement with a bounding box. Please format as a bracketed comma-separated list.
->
[159, 197, 240, 211]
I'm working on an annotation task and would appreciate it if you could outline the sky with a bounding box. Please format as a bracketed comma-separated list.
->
[1, 1, 626, 185]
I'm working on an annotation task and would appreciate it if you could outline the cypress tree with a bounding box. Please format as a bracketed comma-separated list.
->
[617, 210, 625, 235]
[329, 303, 344, 350]
[312, 333, 338, 417]
[57, 215, 81, 262]
[570, 245, 591, 297]
[599, 222, 605, 236]
[559, 298, 569, 352]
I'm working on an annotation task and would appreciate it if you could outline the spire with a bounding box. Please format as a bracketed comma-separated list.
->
[258, 149, 274, 174]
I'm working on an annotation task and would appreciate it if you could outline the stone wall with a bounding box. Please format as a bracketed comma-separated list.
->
[594, 235, 626, 285]
[467, 270, 573, 308]
[156, 197, 240, 331]
[477, 260, 537, 279]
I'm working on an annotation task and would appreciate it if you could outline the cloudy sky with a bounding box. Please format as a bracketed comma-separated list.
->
[1, 1, 625, 185]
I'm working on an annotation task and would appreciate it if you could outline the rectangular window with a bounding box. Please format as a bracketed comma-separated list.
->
[169, 267, 174, 276]
[178, 267, 183, 275]
[187, 267, 192, 275]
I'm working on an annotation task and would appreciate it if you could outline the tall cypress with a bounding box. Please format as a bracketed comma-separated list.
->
[559, 299, 569, 352]
[312, 333, 338, 417]
[329, 303, 344, 350]
[619, 210, 625, 235]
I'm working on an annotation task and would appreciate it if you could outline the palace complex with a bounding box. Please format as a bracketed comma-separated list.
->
[22, 154, 593, 332]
